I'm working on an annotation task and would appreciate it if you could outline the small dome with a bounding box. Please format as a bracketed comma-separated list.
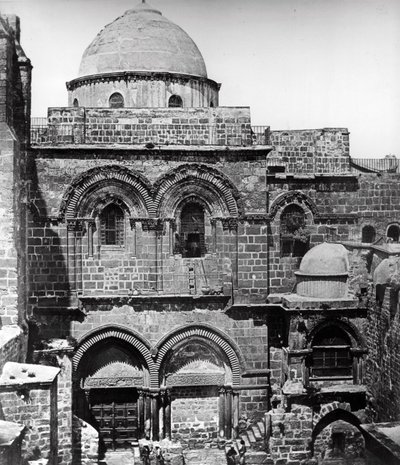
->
[373, 257, 400, 285]
[296, 242, 349, 277]
[78, 1, 207, 78]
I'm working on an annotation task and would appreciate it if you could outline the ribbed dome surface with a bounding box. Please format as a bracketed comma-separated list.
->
[296, 243, 349, 277]
[78, 1, 207, 78]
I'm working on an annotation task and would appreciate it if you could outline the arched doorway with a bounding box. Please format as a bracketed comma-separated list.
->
[75, 336, 151, 451]
[159, 335, 238, 445]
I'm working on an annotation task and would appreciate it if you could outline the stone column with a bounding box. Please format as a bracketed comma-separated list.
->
[218, 387, 225, 438]
[138, 390, 145, 438]
[232, 390, 240, 439]
[165, 389, 172, 440]
[145, 390, 151, 439]
[151, 392, 159, 441]
[225, 387, 232, 439]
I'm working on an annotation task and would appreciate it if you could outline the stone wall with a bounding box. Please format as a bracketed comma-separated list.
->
[171, 386, 219, 447]
[38, 106, 253, 146]
[269, 128, 350, 174]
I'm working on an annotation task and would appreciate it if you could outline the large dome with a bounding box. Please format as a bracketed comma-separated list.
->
[296, 243, 349, 277]
[78, 1, 207, 78]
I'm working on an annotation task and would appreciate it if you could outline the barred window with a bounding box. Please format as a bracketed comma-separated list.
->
[280, 204, 309, 257]
[311, 326, 352, 378]
[100, 204, 124, 246]
[168, 95, 183, 108]
[109, 93, 124, 108]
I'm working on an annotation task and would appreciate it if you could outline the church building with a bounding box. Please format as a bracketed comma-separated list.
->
[0, 2, 400, 465]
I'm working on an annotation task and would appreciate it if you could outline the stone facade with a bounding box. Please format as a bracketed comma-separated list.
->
[1, 4, 400, 465]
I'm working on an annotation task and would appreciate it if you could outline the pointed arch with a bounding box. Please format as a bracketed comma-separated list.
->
[270, 190, 318, 219]
[153, 164, 243, 217]
[73, 325, 157, 386]
[59, 165, 155, 220]
[154, 323, 245, 386]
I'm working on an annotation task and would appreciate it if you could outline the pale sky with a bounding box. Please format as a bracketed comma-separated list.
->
[0, 0, 399, 158]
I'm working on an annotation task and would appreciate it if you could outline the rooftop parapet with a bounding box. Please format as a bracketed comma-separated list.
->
[30, 107, 271, 147]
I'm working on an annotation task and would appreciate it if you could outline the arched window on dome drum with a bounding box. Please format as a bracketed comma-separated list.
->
[280, 204, 309, 257]
[109, 93, 124, 109]
[168, 95, 183, 108]
[387, 224, 400, 243]
[73, 98, 79, 107]
[179, 202, 205, 257]
[311, 326, 352, 379]
[210, 101, 214, 108]
[100, 204, 125, 246]
[362, 225, 375, 243]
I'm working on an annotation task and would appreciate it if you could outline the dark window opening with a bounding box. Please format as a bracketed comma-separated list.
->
[387, 224, 400, 243]
[109, 93, 124, 108]
[311, 326, 352, 378]
[73, 98, 79, 107]
[180, 202, 205, 257]
[280, 204, 309, 257]
[168, 95, 183, 108]
[362, 225, 375, 243]
[210, 101, 214, 108]
[100, 204, 124, 246]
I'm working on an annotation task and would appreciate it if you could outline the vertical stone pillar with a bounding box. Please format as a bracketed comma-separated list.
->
[151, 392, 159, 441]
[138, 390, 145, 438]
[165, 389, 172, 440]
[145, 391, 151, 439]
[67, 220, 77, 294]
[225, 387, 232, 439]
[218, 387, 225, 438]
[232, 390, 240, 439]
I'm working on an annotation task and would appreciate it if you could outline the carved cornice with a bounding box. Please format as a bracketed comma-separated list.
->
[66, 70, 220, 92]
[314, 214, 358, 225]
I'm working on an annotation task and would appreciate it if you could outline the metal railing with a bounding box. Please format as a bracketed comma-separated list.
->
[351, 157, 400, 173]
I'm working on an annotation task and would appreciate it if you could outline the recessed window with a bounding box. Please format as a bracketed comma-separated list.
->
[100, 204, 124, 246]
[109, 93, 124, 108]
[180, 202, 205, 257]
[210, 101, 214, 108]
[362, 225, 375, 243]
[73, 98, 79, 107]
[168, 95, 183, 108]
[387, 224, 400, 243]
[280, 204, 309, 257]
[311, 326, 352, 378]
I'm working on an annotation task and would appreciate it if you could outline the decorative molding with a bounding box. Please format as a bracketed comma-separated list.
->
[166, 373, 225, 387]
[241, 214, 270, 224]
[66, 70, 220, 92]
[154, 324, 245, 387]
[59, 165, 154, 220]
[83, 375, 144, 389]
[314, 213, 358, 225]
[153, 163, 244, 217]
[73, 326, 158, 387]
[269, 191, 319, 219]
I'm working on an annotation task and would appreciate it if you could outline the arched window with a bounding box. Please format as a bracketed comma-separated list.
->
[361, 225, 375, 243]
[180, 202, 205, 257]
[109, 93, 124, 108]
[280, 204, 309, 257]
[73, 98, 79, 107]
[210, 101, 214, 108]
[311, 326, 352, 379]
[168, 95, 183, 108]
[387, 224, 400, 243]
[99, 204, 124, 246]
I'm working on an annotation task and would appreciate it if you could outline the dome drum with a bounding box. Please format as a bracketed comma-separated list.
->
[67, 71, 220, 109]
[295, 274, 348, 299]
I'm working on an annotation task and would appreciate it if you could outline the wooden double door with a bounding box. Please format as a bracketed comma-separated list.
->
[90, 388, 138, 450]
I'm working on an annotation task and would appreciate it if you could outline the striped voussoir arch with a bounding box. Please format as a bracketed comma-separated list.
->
[155, 325, 243, 386]
[73, 326, 158, 387]
[60, 165, 155, 219]
[153, 164, 242, 217]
